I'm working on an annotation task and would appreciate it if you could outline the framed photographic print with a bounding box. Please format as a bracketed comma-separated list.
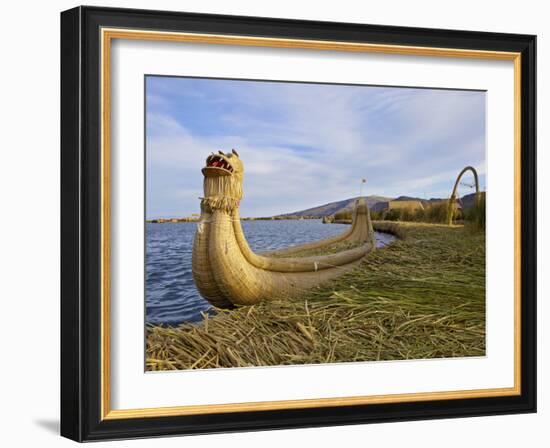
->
[60, 6, 536, 442]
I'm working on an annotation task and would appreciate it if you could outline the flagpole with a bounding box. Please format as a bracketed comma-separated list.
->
[360, 178, 366, 197]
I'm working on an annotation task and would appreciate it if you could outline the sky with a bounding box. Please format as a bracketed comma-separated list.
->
[146, 76, 486, 219]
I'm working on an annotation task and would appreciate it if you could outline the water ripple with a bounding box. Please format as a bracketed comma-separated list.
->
[146, 221, 394, 325]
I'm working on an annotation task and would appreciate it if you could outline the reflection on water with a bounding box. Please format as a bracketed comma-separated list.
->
[146, 220, 394, 325]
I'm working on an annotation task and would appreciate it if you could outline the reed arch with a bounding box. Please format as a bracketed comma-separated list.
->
[446, 166, 480, 225]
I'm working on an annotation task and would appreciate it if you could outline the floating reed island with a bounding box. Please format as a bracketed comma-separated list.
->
[146, 151, 486, 371]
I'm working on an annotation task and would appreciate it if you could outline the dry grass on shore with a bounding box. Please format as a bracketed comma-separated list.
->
[146, 222, 485, 371]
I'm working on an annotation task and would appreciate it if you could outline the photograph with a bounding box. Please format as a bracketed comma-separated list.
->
[144, 76, 487, 371]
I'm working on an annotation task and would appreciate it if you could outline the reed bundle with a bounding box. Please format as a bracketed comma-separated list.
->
[201, 174, 243, 212]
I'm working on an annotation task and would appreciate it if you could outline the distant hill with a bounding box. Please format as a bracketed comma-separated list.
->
[461, 191, 486, 209]
[278, 192, 484, 218]
[279, 195, 393, 218]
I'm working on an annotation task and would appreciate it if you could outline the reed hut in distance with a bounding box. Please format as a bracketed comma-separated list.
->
[377, 199, 424, 212]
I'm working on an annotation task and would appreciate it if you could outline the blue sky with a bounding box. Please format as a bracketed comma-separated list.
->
[146, 76, 486, 219]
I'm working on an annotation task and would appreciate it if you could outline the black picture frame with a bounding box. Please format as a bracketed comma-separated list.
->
[61, 5, 536, 442]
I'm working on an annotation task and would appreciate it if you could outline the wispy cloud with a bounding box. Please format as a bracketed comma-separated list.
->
[146, 77, 486, 218]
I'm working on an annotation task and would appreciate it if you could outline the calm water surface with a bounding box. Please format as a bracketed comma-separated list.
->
[146, 220, 394, 325]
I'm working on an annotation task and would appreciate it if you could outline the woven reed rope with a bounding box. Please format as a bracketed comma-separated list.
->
[191, 151, 376, 307]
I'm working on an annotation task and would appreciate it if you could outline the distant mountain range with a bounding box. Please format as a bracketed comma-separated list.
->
[279, 196, 393, 218]
[277, 192, 483, 218]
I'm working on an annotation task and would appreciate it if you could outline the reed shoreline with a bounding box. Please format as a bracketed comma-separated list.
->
[146, 221, 485, 371]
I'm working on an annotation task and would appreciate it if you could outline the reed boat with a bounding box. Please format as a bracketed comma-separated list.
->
[191, 149, 376, 307]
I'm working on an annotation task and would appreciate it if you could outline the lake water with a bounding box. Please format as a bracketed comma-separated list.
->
[146, 220, 395, 325]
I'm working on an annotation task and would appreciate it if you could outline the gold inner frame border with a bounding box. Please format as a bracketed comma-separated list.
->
[99, 27, 522, 420]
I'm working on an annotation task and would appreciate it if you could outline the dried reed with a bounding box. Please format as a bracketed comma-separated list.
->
[147, 222, 485, 371]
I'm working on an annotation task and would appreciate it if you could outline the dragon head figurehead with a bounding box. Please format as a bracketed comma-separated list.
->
[201, 149, 244, 212]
